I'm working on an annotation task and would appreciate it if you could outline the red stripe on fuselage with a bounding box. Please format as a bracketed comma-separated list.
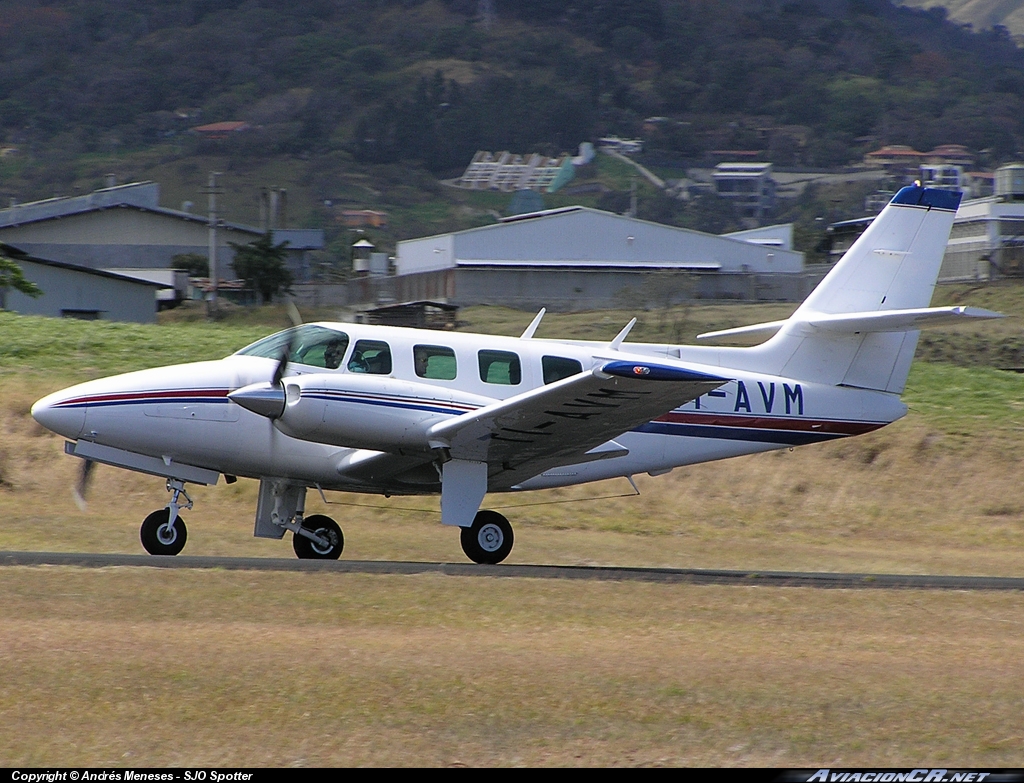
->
[55, 389, 231, 407]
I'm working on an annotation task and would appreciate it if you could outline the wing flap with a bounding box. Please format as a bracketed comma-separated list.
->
[427, 361, 728, 488]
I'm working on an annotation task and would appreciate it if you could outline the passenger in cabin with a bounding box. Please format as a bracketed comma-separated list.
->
[348, 350, 367, 373]
[414, 350, 429, 377]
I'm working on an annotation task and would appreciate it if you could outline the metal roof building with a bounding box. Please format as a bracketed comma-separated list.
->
[0, 181, 323, 280]
[1, 244, 164, 323]
[384, 206, 807, 311]
[396, 206, 802, 276]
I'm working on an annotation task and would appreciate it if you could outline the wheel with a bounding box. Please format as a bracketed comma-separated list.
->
[293, 514, 344, 560]
[140, 508, 188, 556]
[460, 510, 513, 565]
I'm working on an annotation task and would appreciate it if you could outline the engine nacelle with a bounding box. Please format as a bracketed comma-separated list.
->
[235, 373, 495, 453]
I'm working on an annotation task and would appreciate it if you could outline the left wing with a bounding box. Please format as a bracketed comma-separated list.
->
[428, 359, 728, 494]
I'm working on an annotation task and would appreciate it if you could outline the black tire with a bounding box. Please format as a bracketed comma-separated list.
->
[460, 510, 513, 565]
[293, 514, 344, 560]
[140, 508, 188, 556]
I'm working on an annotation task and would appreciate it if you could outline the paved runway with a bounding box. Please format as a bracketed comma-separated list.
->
[1, 550, 1022, 590]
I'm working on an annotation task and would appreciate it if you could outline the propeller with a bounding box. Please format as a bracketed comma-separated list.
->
[230, 300, 304, 419]
[72, 458, 95, 511]
[272, 301, 304, 385]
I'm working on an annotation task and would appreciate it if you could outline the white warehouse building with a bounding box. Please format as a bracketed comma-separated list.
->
[386, 206, 807, 310]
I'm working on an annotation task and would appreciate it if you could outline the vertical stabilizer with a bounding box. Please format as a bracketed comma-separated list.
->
[795, 186, 962, 317]
[743, 186, 962, 391]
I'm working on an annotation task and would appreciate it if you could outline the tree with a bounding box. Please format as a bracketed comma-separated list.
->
[170, 252, 209, 278]
[0, 254, 42, 309]
[228, 233, 293, 305]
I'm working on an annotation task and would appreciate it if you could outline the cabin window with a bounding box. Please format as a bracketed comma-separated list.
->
[542, 355, 583, 384]
[414, 345, 457, 380]
[236, 325, 349, 369]
[348, 339, 392, 374]
[478, 350, 521, 385]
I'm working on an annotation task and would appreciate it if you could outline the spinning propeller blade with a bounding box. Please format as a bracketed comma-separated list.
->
[72, 459, 95, 511]
[271, 302, 304, 386]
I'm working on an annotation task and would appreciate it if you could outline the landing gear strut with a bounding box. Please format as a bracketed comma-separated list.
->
[460, 510, 513, 565]
[140, 479, 191, 556]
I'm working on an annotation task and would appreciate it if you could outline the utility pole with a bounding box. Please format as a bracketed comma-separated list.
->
[204, 172, 223, 317]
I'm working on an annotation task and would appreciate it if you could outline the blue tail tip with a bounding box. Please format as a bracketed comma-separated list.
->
[891, 185, 962, 211]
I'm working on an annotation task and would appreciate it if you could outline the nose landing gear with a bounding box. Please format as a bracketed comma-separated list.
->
[140, 508, 187, 556]
[140, 479, 192, 556]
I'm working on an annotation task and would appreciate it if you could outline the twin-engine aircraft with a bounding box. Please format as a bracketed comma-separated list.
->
[32, 185, 999, 564]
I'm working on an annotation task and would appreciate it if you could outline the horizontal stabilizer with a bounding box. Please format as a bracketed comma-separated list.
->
[697, 307, 1001, 343]
[804, 306, 1003, 333]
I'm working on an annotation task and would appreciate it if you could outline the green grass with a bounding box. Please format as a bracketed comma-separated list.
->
[0, 310, 268, 377]
[903, 362, 1024, 431]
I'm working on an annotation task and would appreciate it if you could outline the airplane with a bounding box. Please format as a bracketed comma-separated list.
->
[30, 185, 1001, 564]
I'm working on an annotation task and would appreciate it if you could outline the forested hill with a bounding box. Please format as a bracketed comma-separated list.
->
[3, 0, 1024, 190]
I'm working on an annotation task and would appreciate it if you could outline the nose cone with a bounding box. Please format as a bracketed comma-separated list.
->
[31, 390, 87, 439]
[228, 382, 286, 419]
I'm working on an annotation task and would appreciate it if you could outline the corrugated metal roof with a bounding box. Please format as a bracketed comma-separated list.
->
[2, 243, 166, 287]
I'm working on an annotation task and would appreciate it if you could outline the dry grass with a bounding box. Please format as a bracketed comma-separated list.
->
[0, 568, 1021, 766]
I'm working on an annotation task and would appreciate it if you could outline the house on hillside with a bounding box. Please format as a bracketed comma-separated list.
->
[190, 121, 250, 139]
[713, 162, 777, 224]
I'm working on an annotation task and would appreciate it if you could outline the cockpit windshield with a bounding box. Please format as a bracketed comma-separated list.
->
[235, 325, 350, 370]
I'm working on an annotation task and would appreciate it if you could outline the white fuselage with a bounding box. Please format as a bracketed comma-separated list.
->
[32, 322, 907, 495]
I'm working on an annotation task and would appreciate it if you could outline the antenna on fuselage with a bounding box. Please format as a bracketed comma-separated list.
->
[609, 318, 637, 351]
[520, 308, 546, 339]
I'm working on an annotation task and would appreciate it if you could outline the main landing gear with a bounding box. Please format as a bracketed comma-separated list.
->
[460, 510, 514, 565]
[292, 514, 344, 560]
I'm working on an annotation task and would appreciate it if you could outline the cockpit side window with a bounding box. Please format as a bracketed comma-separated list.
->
[542, 355, 583, 384]
[295, 334, 350, 369]
[236, 325, 349, 370]
[478, 350, 521, 385]
[348, 339, 393, 374]
[414, 345, 457, 380]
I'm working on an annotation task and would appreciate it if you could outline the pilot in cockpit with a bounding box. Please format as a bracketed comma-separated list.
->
[324, 339, 346, 370]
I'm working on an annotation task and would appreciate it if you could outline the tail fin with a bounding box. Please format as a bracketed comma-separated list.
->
[795, 185, 961, 317]
[713, 186, 999, 392]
